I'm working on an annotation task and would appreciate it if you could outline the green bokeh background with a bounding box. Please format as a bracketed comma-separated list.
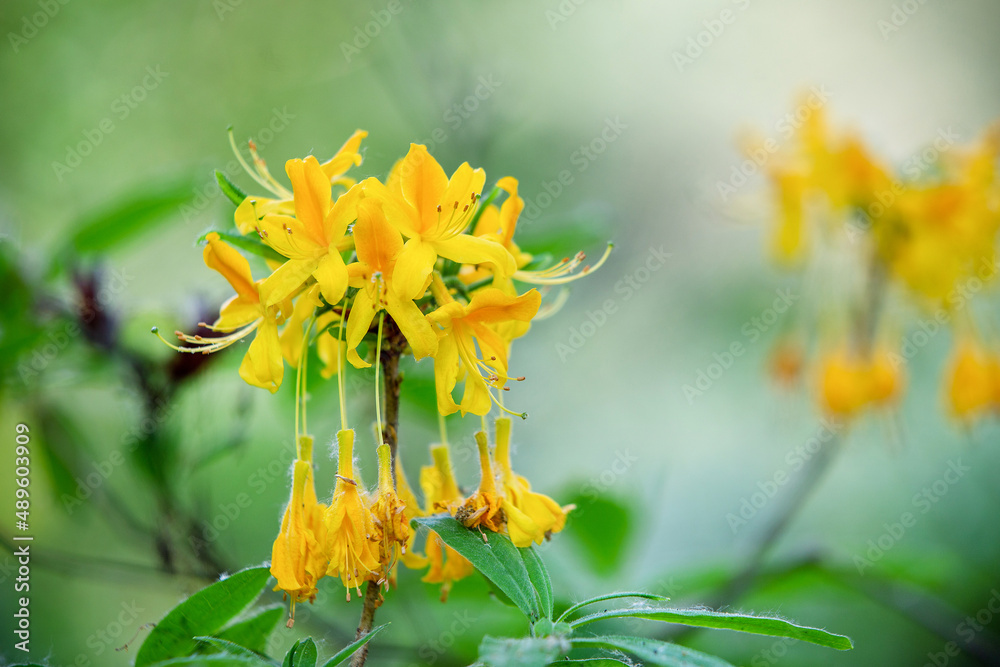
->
[2, 1, 1000, 666]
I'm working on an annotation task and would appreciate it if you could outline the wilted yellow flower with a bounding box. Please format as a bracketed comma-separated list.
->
[369, 444, 411, 588]
[945, 339, 997, 419]
[493, 418, 572, 548]
[454, 432, 505, 533]
[420, 444, 474, 601]
[818, 346, 902, 417]
[270, 436, 327, 625]
[324, 429, 380, 599]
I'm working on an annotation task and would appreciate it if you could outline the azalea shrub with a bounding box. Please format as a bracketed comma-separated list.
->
[124, 131, 852, 666]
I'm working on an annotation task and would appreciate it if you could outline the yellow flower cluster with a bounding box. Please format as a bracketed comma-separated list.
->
[162, 130, 604, 617]
[753, 101, 1000, 421]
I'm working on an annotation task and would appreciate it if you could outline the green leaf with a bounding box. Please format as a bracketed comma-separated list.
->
[557, 592, 670, 624]
[135, 566, 272, 666]
[212, 606, 284, 654]
[532, 618, 572, 638]
[64, 178, 199, 258]
[196, 229, 285, 263]
[148, 657, 264, 666]
[572, 635, 736, 667]
[414, 514, 540, 621]
[216, 170, 248, 207]
[563, 492, 632, 576]
[521, 546, 554, 619]
[478, 635, 570, 667]
[194, 637, 278, 666]
[283, 638, 317, 667]
[568, 607, 853, 651]
[552, 660, 632, 666]
[319, 623, 390, 667]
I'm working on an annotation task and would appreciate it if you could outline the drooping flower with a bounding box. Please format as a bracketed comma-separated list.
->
[945, 339, 997, 419]
[362, 145, 516, 301]
[818, 346, 902, 418]
[368, 444, 411, 588]
[492, 418, 572, 548]
[161, 232, 288, 392]
[270, 435, 328, 625]
[420, 444, 474, 601]
[323, 429, 380, 599]
[427, 280, 541, 416]
[344, 197, 438, 368]
[454, 431, 505, 533]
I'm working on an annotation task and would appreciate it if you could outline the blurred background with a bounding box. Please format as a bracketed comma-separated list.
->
[2, 1, 1000, 665]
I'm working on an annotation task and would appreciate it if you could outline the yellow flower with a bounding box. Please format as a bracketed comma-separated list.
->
[233, 129, 367, 233]
[251, 159, 363, 308]
[945, 339, 996, 419]
[427, 281, 541, 416]
[362, 145, 516, 301]
[493, 418, 572, 548]
[270, 436, 327, 623]
[323, 429, 380, 599]
[369, 444, 411, 588]
[344, 198, 438, 368]
[420, 444, 474, 601]
[818, 346, 902, 417]
[161, 232, 287, 392]
[454, 432, 505, 533]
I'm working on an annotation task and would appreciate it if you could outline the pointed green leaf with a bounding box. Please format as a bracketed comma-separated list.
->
[196, 229, 285, 263]
[65, 178, 200, 257]
[520, 546, 553, 619]
[216, 170, 248, 207]
[194, 637, 278, 665]
[283, 638, 317, 667]
[478, 635, 570, 667]
[557, 592, 670, 623]
[213, 606, 283, 654]
[414, 514, 540, 621]
[572, 635, 736, 667]
[135, 566, 272, 666]
[568, 608, 853, 650]
[319, 624, 389, 667]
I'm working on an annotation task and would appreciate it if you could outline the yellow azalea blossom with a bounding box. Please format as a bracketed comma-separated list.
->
[344, 198, 438, 368]
[233, 129, 367, 233]
[945, 339, 997, 419]
[395, 454, 428, 570]
[369, 444, 411, 588]
[270, 436, 327, 624]
[323, 429, 380, 599]
[420, 444, 474, 601]
[818, 347, 902, 417]
[454, 432, 505, 533]
[362, 145, 516, 301]
[160, 232, 288, 392]
[279, 284, 322, 367]
[492, 418, 572, 548]
[315, 309, 348, 380]
[428, 279, 541, 416]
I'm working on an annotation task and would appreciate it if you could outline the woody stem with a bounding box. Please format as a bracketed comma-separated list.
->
[351, 318, 403, 667]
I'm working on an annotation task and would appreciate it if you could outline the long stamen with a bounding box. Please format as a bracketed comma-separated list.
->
[514, 242, 614, 285]
[248, 139, 293, 199]
[151, 321, 261, 355]
[228, 128, 283, 197]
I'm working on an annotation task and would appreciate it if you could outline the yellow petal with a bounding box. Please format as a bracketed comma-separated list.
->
[399, 144, 448, 233]
[392, 238, 437, 301]
[259, 257, 317, 308]
[385, 290, 437, 361]
[215, 294, 262, 331]
[239, 318, 283, 392]
[354, 198, 404, 273]
[313, 251, 349, 305]
[204, 232, 257, 301]
[320, 129, 368, 180]
[432, 234, 516, 278]
[345, 287, 377, 369]
[286, 156, 332, 242]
